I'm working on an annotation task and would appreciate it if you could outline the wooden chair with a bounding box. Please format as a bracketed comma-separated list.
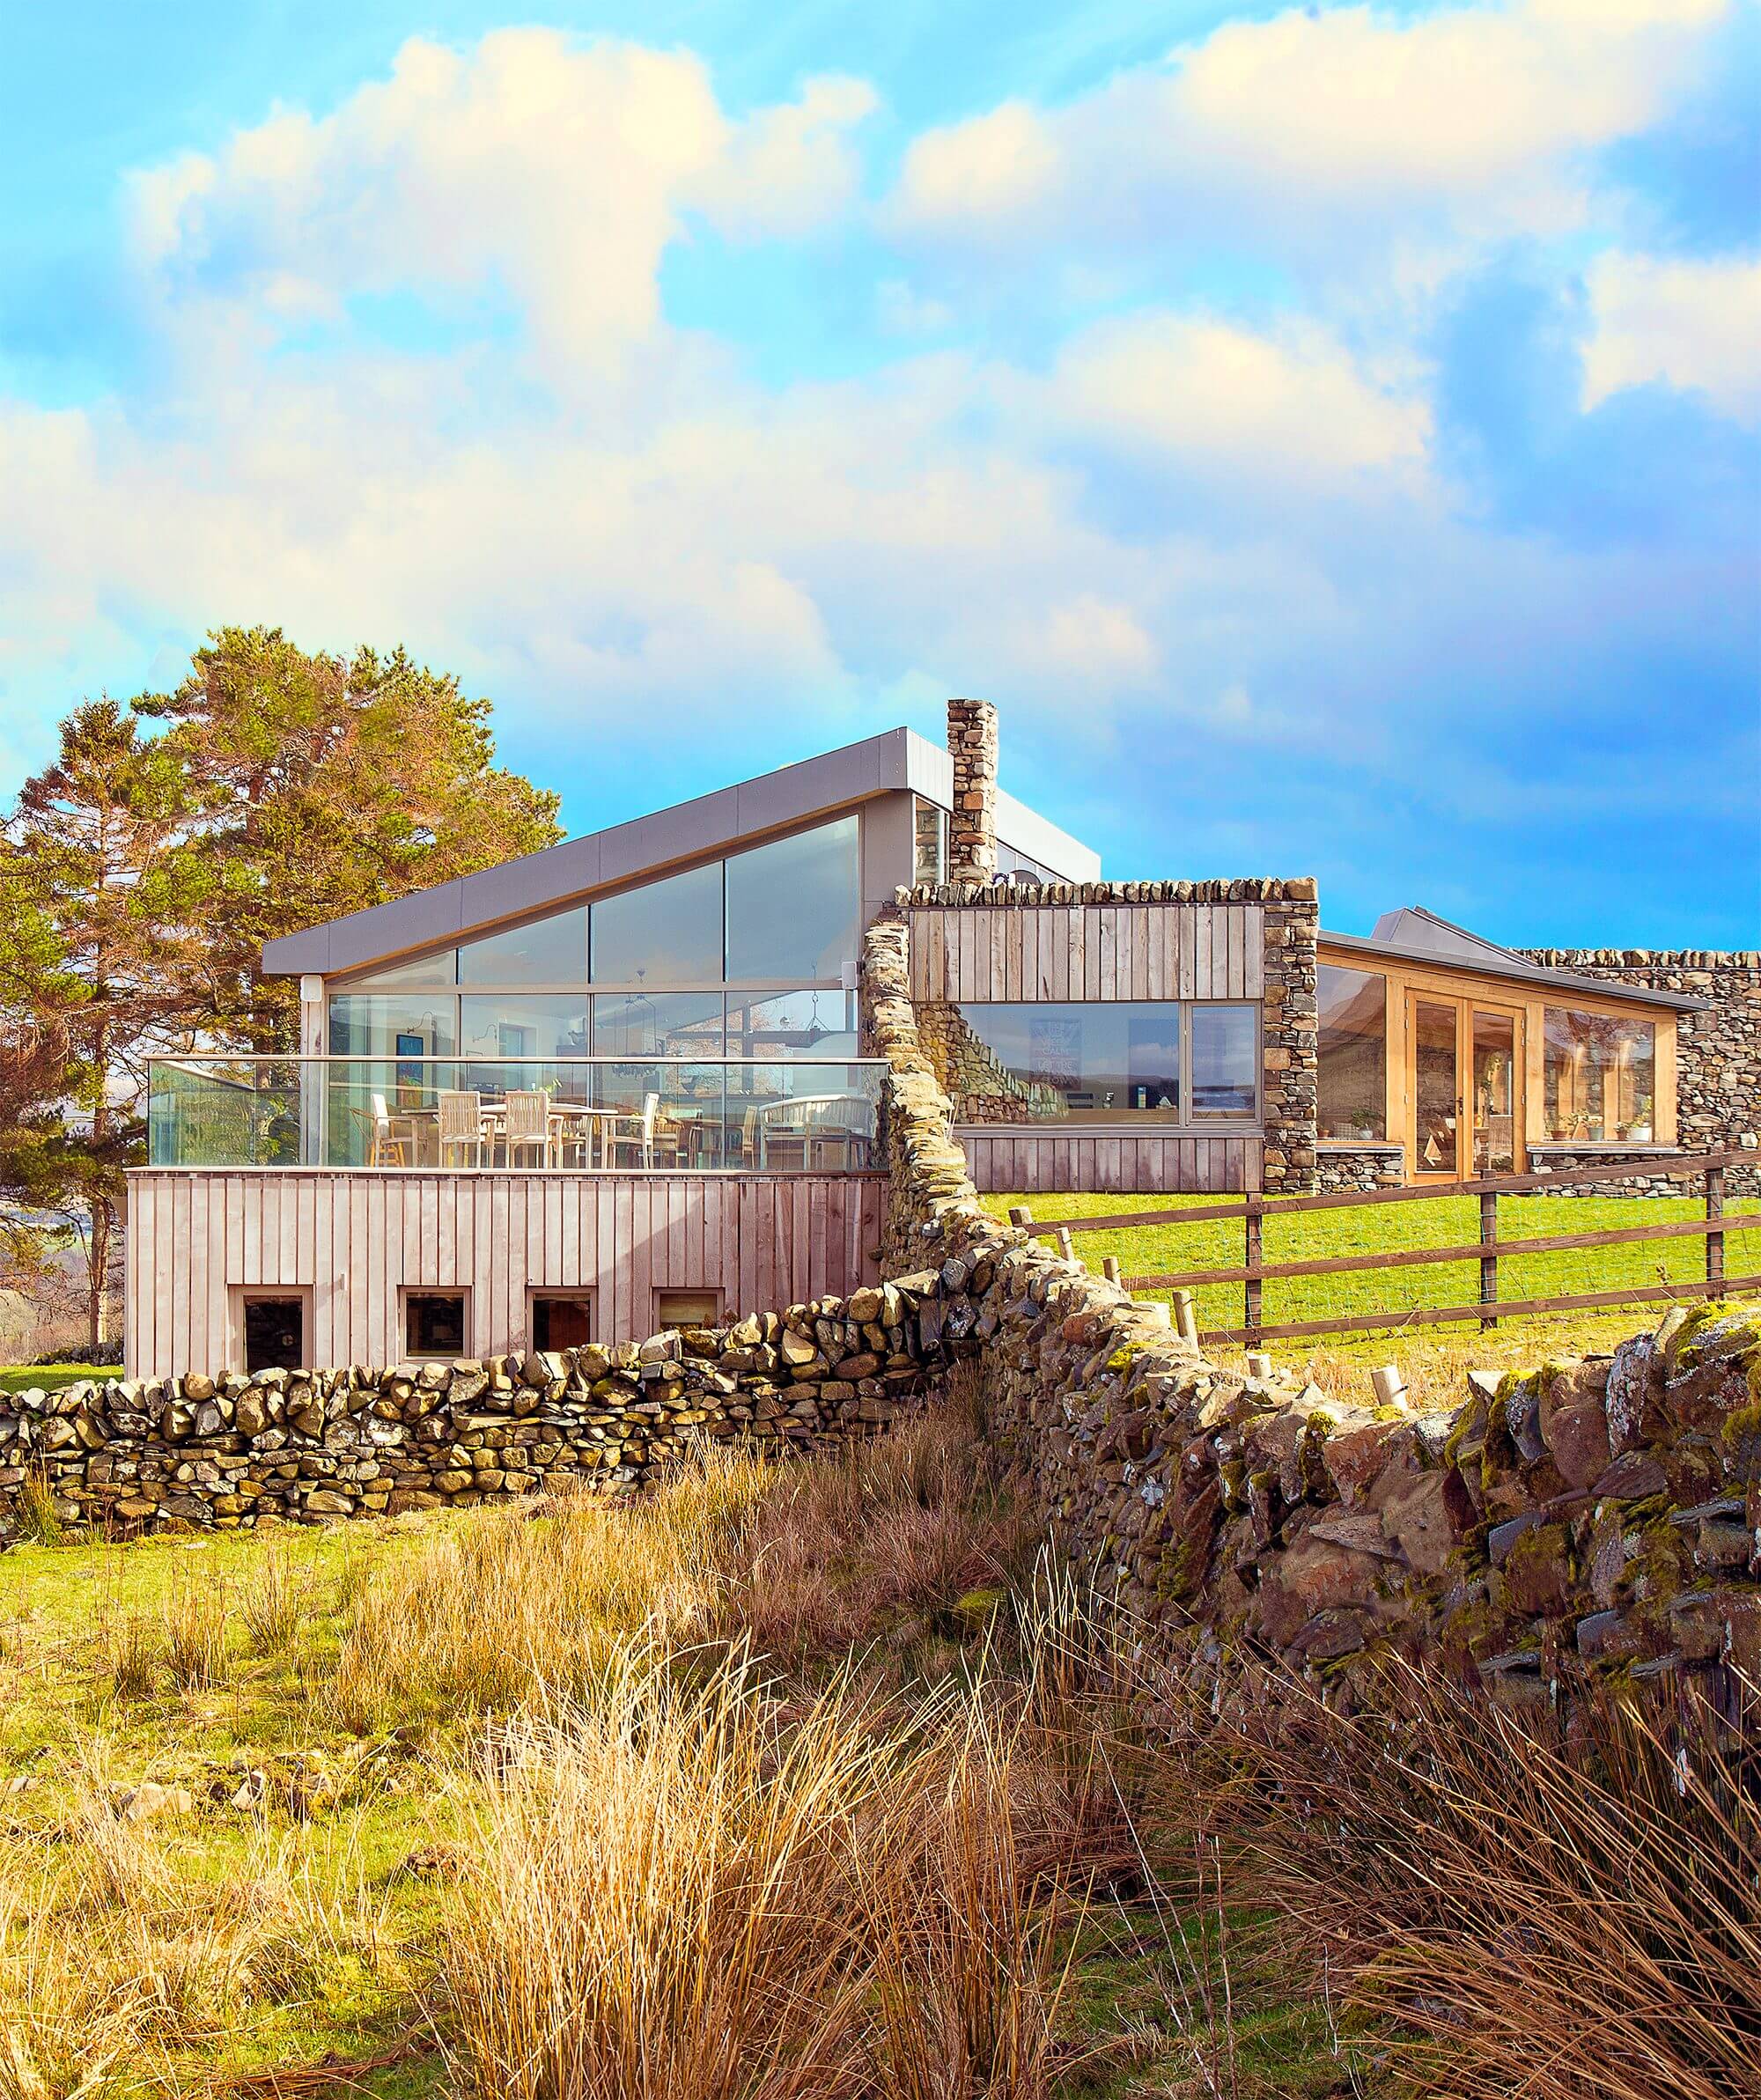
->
[367, 1092, 412, 1167]
[438, 1089, 487, 1167]
[504, 1088, 554, 1168]
[609, 1092, 682, 1168]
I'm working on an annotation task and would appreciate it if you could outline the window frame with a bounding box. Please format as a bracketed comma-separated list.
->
[401, 1286, 472, 1361]
[945, 998, 1262, 1129]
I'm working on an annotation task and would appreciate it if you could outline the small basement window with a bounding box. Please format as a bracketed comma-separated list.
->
[243, 1296, 306, 1374]
[532, 1293, 593, 1351]
[656, 1289, 721, 1330]
[405, 1292, 468, 1359]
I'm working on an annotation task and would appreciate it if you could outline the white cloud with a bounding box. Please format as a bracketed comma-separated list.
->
[1043, 313, 1431, 482]
[1581, 250, 1761, 423]
[127, 31, 872, 381]
[892, 0, 1728, 255]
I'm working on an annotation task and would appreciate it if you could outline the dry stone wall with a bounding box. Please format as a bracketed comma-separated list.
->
[1522, 948, 1761, 1196]
[863, 910, 1761, 1705]
[0, 1298, 933, 1542]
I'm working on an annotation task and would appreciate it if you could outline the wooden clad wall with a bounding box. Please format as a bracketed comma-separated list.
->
[907, 902, 1264, 1004]
[960, 1133, 1262, 1197]
[125, 1171, 886, 1381]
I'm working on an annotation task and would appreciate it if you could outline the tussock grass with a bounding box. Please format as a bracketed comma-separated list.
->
[1221, 1664, 1761, 2100]
[326, 1454, 773, 1733]
[162, 1582, 228, 1693]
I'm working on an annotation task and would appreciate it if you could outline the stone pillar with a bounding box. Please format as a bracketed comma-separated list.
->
[947, 696, 998, 883]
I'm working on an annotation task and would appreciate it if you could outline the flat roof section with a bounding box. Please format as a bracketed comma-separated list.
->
[262, 724, 1102, 978]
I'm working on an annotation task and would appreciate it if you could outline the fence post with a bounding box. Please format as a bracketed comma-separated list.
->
[1244, 1197, 1263, 1343]
[1056, 1227, 1078, 1266]
[1007, 1205, 1034, 1229]
[1479, 1188, 1499, 1331]
[1102, 1255, 1122, 1285]
[1172, 1289, 1199, 1346]
[1706, 1164, 1725, 1289]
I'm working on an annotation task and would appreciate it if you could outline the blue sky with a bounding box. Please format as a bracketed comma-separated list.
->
[1, 1, 1757, 944]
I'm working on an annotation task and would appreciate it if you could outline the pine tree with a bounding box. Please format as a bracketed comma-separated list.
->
[138, 627, 563, 1048]
[0, 703, 204, 1352]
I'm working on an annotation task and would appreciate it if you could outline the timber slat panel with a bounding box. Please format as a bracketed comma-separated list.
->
[958, 1132, 1264, 1196]
[122, 1172, 887, 1379]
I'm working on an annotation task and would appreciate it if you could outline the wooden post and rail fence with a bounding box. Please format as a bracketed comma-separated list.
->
[1009, 1149, 1758, 1349]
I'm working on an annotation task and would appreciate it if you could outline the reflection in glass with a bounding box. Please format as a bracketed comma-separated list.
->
[1317, 965, 1387, 1140]
[1544, 1008, 1654, 1143]
[459, 997, 589, 1059]
[327, 994, 458, 1057]
[725, 988, 857, 1059]
[1413, 1000, 1459, 1175]
[340, 949, 458, 992]
[1471, 1010, 1518, 1174]
[953, 1005, 1183, 1122]
[1190, 1006, 1257, 1116]
[912, 798, 947, 887]
[591, 991, 725, 1058]
[725, 815, 859, 981]
[590, 861, 724, 984]
[458, 906, 586, 985]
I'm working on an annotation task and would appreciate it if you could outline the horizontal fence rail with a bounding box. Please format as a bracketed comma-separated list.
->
[1011, 1150, 1757, 1345]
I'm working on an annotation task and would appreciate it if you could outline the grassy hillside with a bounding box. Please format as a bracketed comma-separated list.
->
[0, 1378, 1747, 2097]
[984, 1189, 1761, 1404]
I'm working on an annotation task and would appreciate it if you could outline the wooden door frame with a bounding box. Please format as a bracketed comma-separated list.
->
[1399, 991, 1528, 1185]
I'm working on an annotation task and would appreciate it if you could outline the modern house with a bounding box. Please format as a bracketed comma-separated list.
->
[129, 699, 1743, 1378]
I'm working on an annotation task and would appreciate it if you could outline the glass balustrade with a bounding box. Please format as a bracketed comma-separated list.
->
[146, 1057, 885, 1172]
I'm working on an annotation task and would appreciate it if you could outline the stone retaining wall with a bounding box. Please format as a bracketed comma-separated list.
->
[1522, 947, 1761, 1197]
[1315, 1143, 1405, 1192]
[862, 910, 1761, 1703]
[0, 1297, 933, 1540]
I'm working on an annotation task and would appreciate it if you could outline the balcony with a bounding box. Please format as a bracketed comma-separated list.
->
[146, 1057, 885, 1172]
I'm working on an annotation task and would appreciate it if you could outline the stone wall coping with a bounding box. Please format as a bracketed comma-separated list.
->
[1520, 947, 1761, 969]
[897, 877, 1317, 908]
[1316, 1139, 1404, 1153]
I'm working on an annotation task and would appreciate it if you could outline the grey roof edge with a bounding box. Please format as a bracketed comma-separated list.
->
[896, 728, 1101, 881]
[263, 723, 1101, 977]
[1320, 925, 1710, 1011]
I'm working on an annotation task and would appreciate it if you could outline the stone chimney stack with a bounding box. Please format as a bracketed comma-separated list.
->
[946, 696, 998, 883]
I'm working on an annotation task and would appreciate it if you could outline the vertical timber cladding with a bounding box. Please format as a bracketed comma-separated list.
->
[899, 878, 1320, 1196]
[123, 1171, 887, 1381]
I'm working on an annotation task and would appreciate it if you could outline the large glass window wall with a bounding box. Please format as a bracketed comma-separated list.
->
[1317, 964, 1388, 1141]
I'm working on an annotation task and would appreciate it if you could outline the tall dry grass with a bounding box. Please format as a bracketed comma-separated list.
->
[327, 1451, 774, 1730]
[440, 1640, 1095, 2100]
[1137, 1654, 1761, 2099]
[0, 1788, 402, 2100]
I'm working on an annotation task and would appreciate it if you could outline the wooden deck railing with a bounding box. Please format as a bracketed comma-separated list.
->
[1010, 1150, 1758, 1345]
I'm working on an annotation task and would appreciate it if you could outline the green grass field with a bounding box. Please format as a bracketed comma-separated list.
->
[984, 1189, 1760, 1402]
[0, 1363, 107, 1396]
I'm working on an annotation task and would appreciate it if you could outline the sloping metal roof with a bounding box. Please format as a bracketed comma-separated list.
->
[1323, 906, 1707, 1011]
[261, 725, 1100, 978]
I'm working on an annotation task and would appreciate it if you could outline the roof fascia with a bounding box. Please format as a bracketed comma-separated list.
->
[1319, 928, 1708, 1012]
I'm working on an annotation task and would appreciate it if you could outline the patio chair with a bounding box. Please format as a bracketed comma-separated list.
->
[367, 1093, 413, 1168]
[608, 1093, 682, 1169]
[438, 1088, 488, 1167]
[504, 1088, 554, 1169]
